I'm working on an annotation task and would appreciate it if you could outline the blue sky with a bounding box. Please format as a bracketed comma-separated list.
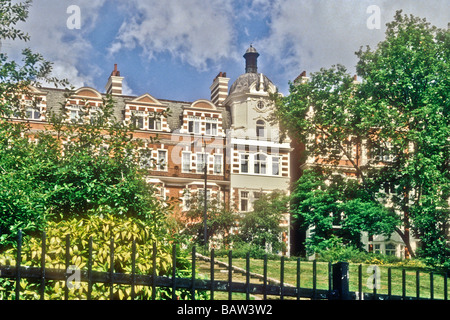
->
[7, 0, 449, 102]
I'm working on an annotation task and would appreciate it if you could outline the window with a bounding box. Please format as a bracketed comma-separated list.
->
[133, 115, 145, 129]
[182, 152, 191, 172]
[256, 101, 265, 110]
[183, 190, 191, 210]
[159, 186, 165, 198]
[206, 122, 217, 136]
[69, 107, 83, 123]
[139, 149, 153, 169]
[374, 244, 381, 255]
[157, 150, 167, 171]
[188, 120, 200, 134]
[344, 140, 353, 158]
[214, 154, 222, 174]
[89, 109, 102, 125]
[254, 154, 267, 174]
[385, 243, 396, 256]
[149, 117, 162, 130]
[256, 120, 265, 138]
[197, 153, 207, 173]
[370, 141, 396, 162]
[240, 154, 249, 173]
[199, 189, 211, 201]
[272, 156, 280, 176]
[240, 191, 249, 212]
[26, 107, 41, 120]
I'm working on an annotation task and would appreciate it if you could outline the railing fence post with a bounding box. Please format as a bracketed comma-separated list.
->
[15, 230, 22, 301]
[331, 262, 350, 300]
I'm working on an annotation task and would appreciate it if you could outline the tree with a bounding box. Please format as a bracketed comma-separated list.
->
[0, 0, 171, 248]
[237, 190, 289, 254]
[0, 0, 68, 245]
[291, 169, 399, 255]
[274, 11, 449, 265]
[181, 191, 237, 248]
[355, 12, 449, 265]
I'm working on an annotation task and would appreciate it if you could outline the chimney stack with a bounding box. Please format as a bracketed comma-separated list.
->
[105, 64, 124, 96]
[210, 71, 229, 106]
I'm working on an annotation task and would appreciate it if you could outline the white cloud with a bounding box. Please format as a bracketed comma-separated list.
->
[256, 0, 450, 91]
[8, 0, 107, 88]
[109, 0, 238, 71]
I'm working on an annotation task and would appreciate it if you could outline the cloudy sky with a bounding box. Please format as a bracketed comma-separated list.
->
[6, 0, 449, 102]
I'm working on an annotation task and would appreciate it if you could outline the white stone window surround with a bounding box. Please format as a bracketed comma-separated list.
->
[238, 152, 284, 176]
[156, 149, 168, 171]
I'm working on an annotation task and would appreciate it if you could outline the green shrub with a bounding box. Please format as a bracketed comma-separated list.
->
[0, 212, 206, 300]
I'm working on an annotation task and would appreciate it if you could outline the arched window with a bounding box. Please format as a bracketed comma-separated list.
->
[254, 153, 267, 174]
[256, 120, 265, 138]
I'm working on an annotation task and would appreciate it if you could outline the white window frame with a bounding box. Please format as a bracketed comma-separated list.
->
[188, 120, 201, 134]
[25, 106, 41, 120]
[182, 152, 191, 173]
[214, 154, 222, 174]
[68, 105, 84, 123]
[183, 189, 191, 211]
[240, 191, 249, 212]
[272, 156, 280, 176]
[157, 149, 168, 171]
[132, 112, 145, 130]
[254, 153, 267, 175]
[196, 153, 208, 173]
[240, 154, 249, 173]
[149, 117, 162, 131]
[206, 122, 217, 136]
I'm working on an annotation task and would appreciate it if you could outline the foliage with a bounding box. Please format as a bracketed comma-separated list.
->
[0, 0, 68, 245]
[0, 0, 172, 248]
[236, 190, 289, 254]
[292, 169, 399, 252]
[355, 11, 450, 265]
[0, 89, 169, 247]
[0, 212, 204, 300]
[181, 191, 238, 247]
[274, 11, 449, 266]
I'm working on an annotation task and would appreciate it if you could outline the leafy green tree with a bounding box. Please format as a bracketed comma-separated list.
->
[0, 0, 68, 245]
[274, 11, 449, 265]
[182, 191, 237, 248]
[0, 0, 171, 249]
[291, 169, 398, 255]
[355, 11, 449, 265]
[237, 190, 289, 254]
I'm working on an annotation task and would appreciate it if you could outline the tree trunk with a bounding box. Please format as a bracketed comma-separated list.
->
[394, 226, 415, 259]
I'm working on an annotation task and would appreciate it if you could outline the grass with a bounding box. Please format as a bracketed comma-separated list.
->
[197, 256, 449, 300]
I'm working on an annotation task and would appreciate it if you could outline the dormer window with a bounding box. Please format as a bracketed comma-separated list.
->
[206, 122, 217, 136]
[149, 112, 162, 130]
[25, 107, 41, 120]
[133, 113, 145, 129]
[188, 120, 201, 134]
[68, 105, 84, 123]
